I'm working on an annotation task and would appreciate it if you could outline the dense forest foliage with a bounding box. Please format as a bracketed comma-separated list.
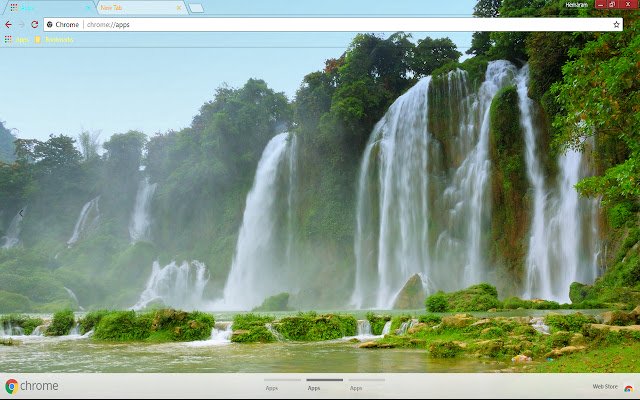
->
[0, 0, 638, 312]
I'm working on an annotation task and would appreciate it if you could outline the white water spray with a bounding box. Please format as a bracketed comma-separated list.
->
[133, 260, 209, 310]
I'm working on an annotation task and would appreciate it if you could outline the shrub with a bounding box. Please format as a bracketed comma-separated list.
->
[545, 313, 596, 333]
[46, 309, 75, 336]
[549, 331, 572, 348]
[93, 311, 152, 341]
[231, 313, 276, 343]
[275, 312, 357, 341]
[427, 284, 502, 312]
[425, 292, 448, 312]
[480, 326, 506, 339]
[418, 314, 442, 325]
[78, 310, 110, 335]
[503, 297, 530, 309]
[429, 340, 463, 358]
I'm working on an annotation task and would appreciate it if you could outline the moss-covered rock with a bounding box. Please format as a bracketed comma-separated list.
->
[569, 282, 591, 303]
[230, 313, 275, 343]
[425, 292, 448, 312]
[601, 310, 635, 326]
[392, 274, 426, 309]
[45, 309, 75, 336]
[488, 85, 529, 296]
[252, 292, 291, 312]
[93, 310, 152, 341]
[426, 283, 502, 312]
[92, 309, 214, 342]
[275, 312, 356, 341]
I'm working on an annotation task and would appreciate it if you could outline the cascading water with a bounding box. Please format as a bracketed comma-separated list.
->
[352, 61, 517, 309]
[381, 321, 392, 335]
[217, 132, 298, 310]
[518, 66, 600, 302]
[1, 208, 25, 249]
[67, 197, 100, 247]
[129, 177, 157, 242]
[64, 287, 84, 311]
[132, 260, 209, 310]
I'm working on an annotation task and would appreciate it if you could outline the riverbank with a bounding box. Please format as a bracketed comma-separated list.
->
[2, 305, 639, 373]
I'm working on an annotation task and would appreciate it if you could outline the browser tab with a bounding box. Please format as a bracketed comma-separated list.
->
[96, 1, 188, 15]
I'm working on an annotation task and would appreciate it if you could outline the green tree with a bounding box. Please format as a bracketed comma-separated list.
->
[410, 37, 462, 77]
[552, 14, 640, 204]
[466, 0, 502, 56]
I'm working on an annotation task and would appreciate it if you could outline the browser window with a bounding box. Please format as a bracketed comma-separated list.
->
[0, 0, 638, 398]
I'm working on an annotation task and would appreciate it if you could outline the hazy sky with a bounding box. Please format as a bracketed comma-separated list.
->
[0, 1, 476, 142]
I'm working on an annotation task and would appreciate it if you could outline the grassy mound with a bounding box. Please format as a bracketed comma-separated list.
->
[274, 312, 357, 341]
[92, 309, 215, 342]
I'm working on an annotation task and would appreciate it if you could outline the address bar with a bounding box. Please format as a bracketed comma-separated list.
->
[42, 17, 624, 32]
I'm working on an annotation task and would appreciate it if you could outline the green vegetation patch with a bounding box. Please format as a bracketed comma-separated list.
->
[231, 313, 276, 343]
[544, 313, 596, 333]
[92, 308, 215, 342]
[274, 312, 357, 341]
[78, 310, 110, 335]
[252, 292, 291, 312]
[366, 312, 391, 335]
[0, 314, 44, 335]
[46, 309, 75, 336]
[425, 283, 501, 312]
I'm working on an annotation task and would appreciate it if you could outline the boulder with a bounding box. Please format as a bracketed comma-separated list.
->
[407, 323, 427, 335]
[392, 274, 426, 309]
[358, 341, 379, 349]
[544, 345, 585, 359]
[630, 305, 640, 319]
[470, 318, 492, 327]
[570, 333, 587, 347]
[442, 314, 476, 329]
[601, 310, 634, 326]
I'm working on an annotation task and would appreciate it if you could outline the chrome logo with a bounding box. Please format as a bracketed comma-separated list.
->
[5, 379, 18, 395]
[625, 385, 634, 392]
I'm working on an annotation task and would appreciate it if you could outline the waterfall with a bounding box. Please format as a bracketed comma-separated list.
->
[217, 132, 298, 310]
[1, 208, 25, 249]
[266, 323, 285, 341]
[519, 66, 600, 302]
[356, 319, 372, 337]
[64, 287, 84, 311]
[69, 323, 80, 336]
[211, 321, 232, 343]
[132, 260, 209, 310]
[352, 61, 517, 309]
[129, 177, 157, 242]
[381, 320, 392, 335]
[67, 197, 100, 247]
